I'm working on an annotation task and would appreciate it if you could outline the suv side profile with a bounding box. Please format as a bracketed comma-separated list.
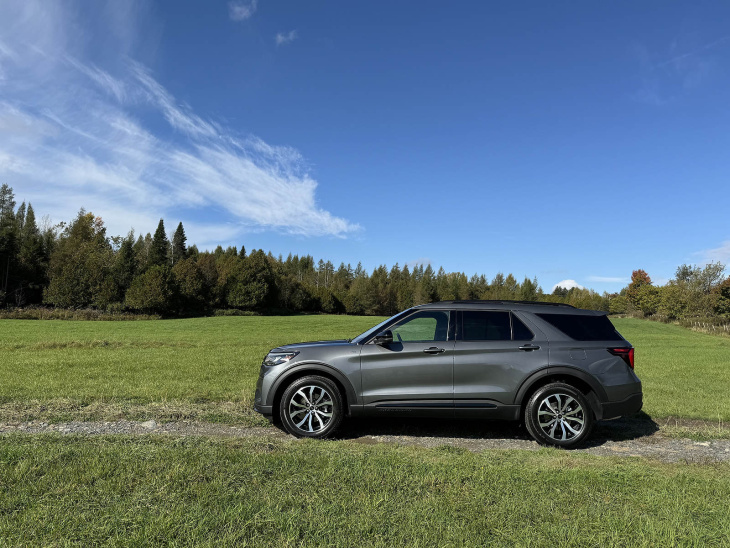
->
[253, 301, 642, 448]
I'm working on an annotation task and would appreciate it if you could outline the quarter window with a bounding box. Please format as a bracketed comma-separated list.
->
[512, 314, 535, 341]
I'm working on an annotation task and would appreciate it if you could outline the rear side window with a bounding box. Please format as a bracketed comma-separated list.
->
[462, 311, 511, 341]
[536, 313, 623, 341]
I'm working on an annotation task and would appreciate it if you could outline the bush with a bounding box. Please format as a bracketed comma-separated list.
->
[125, 266, 177, 315]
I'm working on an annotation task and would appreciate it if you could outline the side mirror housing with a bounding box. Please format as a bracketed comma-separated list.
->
[374, 330, 393, 345]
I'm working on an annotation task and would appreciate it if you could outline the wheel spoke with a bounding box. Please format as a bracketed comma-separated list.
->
[565, 416, 584, 426]
[563, 407, 582, 417]
[316, 410, 333, 418]
[290, 409, 307, 417]
[295, 412, 310, 428]
[563, 422, 581, 435]
[319, 399, 333, 407]
[561, 397, 576, 413]
[295, 389, 311, 406]
[549, 421, 558, 438]
[554, 395, 562, 414]
[559, 422, 567, 440]
[290, 400, 307, 408]
[539, 418, 556, 427]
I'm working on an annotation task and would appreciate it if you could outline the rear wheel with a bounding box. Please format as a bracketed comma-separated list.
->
[279, 375, 344, 438]
[524, 382, 594, 448]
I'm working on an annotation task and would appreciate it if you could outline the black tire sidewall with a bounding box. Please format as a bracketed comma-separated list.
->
[525, 383, 594, 448]
[279, 375, 343, 439]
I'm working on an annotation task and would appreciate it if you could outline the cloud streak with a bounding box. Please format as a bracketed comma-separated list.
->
[0, 1, 358, 247]
[275, 30, 298, 47]
[228, 0, 258, 22]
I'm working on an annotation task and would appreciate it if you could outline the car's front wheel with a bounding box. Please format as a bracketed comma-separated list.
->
[524, 382, 594, 448]
[279, 375, 344, 438]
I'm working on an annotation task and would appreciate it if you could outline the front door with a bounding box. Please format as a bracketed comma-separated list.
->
[360, 309, 454, 413]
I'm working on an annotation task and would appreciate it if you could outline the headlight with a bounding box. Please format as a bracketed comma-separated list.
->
[263, 351, 299, 367]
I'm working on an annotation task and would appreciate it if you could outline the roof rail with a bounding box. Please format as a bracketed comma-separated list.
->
[429, 300, 576, 308]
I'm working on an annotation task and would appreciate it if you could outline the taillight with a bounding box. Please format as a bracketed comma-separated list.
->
[608, 347, 634, 369]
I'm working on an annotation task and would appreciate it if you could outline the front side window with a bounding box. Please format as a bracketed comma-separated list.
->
[390, 311, 450, 343]
[462, 311, 511, 341]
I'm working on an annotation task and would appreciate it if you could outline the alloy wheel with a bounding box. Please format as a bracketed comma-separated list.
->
[287, 385, 334, 433]
[536, 393, 585, 442]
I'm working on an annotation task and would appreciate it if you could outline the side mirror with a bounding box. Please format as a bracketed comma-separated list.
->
[374, 330, 393, 345]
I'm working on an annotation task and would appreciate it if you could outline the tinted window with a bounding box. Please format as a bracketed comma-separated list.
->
[462, 311, 511, 341]
[511, 314, 534, 341]
[391, 311, 450, 342]
[536, 313, 623, 341]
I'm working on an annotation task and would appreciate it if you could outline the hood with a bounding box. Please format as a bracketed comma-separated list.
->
[271, 339, 353, 352]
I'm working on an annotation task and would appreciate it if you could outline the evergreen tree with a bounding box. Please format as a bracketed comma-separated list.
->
[17, 204, 46, 304]
[171, 222, 187, 265]
[113, 233, 138, 295]
[0, 184, 18, 304]
[148, 219, 169, 268]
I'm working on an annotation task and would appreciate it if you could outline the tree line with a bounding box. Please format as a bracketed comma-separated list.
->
[1, 183, 728, 320]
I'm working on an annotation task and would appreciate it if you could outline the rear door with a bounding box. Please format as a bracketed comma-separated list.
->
[360, 309, 455, 413]
[452, 310, 549, 414]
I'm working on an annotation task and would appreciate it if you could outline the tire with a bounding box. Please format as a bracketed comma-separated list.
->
[524, 382, 594, 448]
[279, 375, 344, 438]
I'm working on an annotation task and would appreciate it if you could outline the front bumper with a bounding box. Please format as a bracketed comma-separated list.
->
[601, 392, 643, 420]
[253, 402, 273, 417]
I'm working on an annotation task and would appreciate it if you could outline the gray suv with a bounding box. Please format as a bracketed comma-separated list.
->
[254, 301, 642, 447]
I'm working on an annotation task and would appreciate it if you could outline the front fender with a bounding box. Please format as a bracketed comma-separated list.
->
[266, 361, 359, 410]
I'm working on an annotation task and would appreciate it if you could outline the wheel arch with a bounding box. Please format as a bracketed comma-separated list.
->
[515, 366, 607, 420]
[268, 362, 357, 421]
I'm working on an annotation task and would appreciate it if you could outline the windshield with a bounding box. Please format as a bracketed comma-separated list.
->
[350, 310, 411, 344]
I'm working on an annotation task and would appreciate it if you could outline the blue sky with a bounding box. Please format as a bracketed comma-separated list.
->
[1, 1, 728, 293]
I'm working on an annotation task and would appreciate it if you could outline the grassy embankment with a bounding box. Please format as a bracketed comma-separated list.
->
[0, 316, 728, 430]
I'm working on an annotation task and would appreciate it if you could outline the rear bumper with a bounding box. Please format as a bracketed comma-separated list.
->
[600, 392, 643, 420]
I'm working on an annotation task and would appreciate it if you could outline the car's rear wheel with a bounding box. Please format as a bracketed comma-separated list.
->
[279, 375, 344, 438]
[524, 382, 594, 448]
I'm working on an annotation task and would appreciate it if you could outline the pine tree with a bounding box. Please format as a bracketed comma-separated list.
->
[0, 184, 18, 303]
[171, 222, 187, 265]
[148, 219, 169, 268]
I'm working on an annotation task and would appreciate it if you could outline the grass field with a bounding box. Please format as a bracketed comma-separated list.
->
[2, 316, 730, 545]
[1, 315, 729, 424]
[1, 435, 729, 546]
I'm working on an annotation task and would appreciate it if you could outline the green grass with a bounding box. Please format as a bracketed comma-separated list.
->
[612, 318, 730, 423]
[0, 316, 729, 425]
[0, 315, 383, 423]
[1, 434, 728, 547]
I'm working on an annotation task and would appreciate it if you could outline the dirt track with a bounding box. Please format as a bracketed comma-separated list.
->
[2, 416, 729, 463]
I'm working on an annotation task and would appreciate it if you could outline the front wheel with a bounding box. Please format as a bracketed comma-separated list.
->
[279, 375, 344, 438]
[524, 382, 594, 448]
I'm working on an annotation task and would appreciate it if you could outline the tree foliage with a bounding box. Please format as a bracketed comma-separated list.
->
[1, 184, 729, 323]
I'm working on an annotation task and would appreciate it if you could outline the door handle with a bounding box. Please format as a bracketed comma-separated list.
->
[518, 344, 540, 351]
[423, 347, 445, 354]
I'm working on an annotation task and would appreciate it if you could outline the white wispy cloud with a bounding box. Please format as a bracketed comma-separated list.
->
[697, 240, 730, 264]
[0, 1, 358, 244]
[275, 30, 298, 47]
[228, 0, 258, 22]
[632, 35, 729, 106]
[551, 279, 584, 292]
[587, 276, 630, 284]
[406, 257, 432, 268]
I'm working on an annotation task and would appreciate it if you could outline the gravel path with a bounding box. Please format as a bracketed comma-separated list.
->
[2, 418, 730, 463]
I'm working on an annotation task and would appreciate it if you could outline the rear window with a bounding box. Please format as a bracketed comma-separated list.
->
[536, 313, 623, 341]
